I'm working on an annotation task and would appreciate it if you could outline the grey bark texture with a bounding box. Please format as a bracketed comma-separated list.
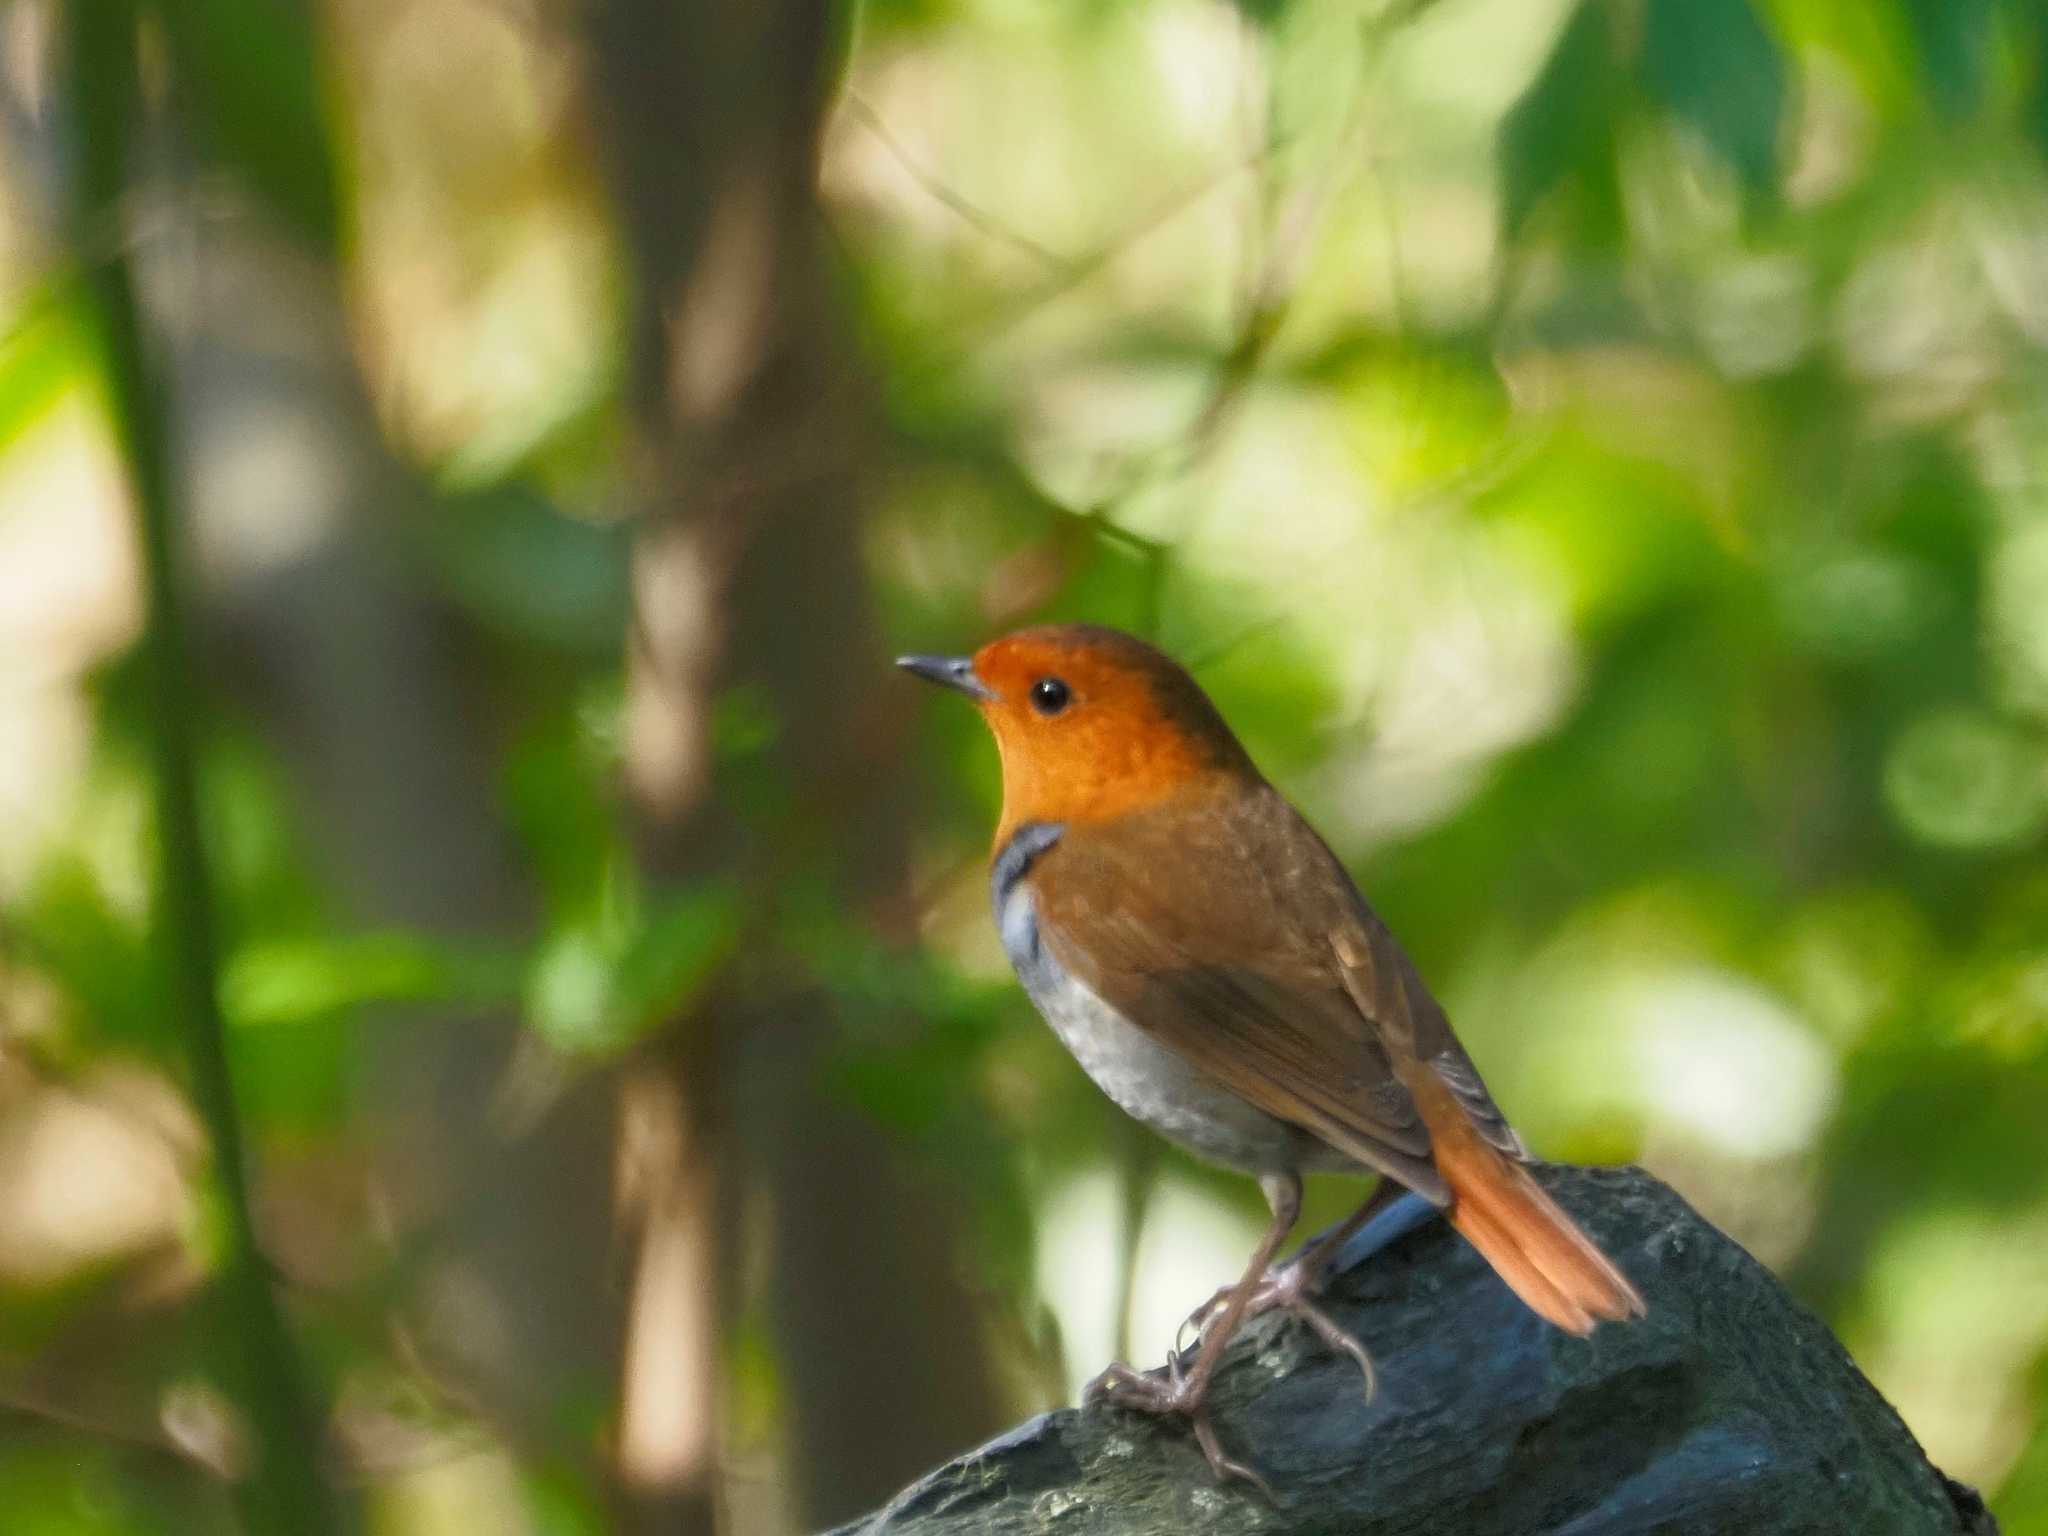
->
[832, 1166, 1998, 1536]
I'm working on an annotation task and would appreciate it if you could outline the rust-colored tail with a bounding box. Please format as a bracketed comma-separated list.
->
[1428, 1100, 1645, 1335]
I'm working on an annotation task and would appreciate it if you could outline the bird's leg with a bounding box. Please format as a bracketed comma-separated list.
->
[1085, 1172, 1301, 1491]
[1178, 1180, 1432, 1401]
[1183, 1179, 1410, 1330]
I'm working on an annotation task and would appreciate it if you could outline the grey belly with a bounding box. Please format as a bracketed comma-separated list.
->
[1000, 879, 1322, 1176]
[1030, 965, 1310, 1174]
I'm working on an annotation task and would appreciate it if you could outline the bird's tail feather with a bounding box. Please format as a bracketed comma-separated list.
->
[1436, 1124, 1644, 1335]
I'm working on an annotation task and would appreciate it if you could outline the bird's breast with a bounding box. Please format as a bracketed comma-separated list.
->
[992, 824, 1308, 1176]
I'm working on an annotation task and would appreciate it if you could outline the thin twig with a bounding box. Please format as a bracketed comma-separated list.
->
[67, 9, 342, 1532]
[837, 94, 1075, 274]
[892, 135, 1302, 392]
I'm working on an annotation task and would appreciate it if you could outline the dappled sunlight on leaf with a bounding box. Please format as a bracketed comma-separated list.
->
[1853, 1205, 2048, 1488]
[0, 1066, 197, 1290]
[1626, 967, 1837, 1159]
[1883, 705, 2048, 851]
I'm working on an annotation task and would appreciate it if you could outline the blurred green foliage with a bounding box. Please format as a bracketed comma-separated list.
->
[3, 0, 2048, 1529]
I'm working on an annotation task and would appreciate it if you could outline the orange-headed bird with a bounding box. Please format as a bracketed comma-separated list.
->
[900, 624, 1642, 1485]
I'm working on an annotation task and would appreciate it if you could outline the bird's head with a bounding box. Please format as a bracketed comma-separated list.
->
[898, 624, 1254, 844]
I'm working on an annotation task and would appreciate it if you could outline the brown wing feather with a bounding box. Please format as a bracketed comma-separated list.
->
[1033, 784, 1503, 1203]
[1341, 928, 1527, 1160]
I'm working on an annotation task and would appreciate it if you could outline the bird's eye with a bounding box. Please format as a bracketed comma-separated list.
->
[1030, 676, 1072, 716]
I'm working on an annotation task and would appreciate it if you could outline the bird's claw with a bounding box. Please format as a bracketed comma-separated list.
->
[1177, 1282, 1238, 1352]
[1176, 1259, 1377, 1404]
[1192, 1415, 1271, 1496]
[1081, 1359, 1155, 1406]
[1292, 1298, 1377, 1401]
[1082, 1358, 1272, 1495]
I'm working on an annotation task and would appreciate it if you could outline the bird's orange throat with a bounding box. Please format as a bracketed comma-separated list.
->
[986, 710, 1245, 849]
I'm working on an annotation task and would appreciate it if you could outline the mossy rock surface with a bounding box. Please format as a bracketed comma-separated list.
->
[830, 1167, 1997, 1536]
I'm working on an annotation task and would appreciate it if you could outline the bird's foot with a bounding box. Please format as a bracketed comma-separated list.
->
[1082, 1354, 1271, 1494]
[1179, 1258, 1377, 1402]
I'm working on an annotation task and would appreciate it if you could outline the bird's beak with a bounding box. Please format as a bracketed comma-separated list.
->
[896, 653, 995, 702]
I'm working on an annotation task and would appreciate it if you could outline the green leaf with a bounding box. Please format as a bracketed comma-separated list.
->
[162, 0, 342, 249]
[10, 855, 154, 1053]
[0, 284, 90, 465]
[607, 886, 742, 1042]
[1221, 0, 1293, 27]
[502, 692, 628, 926]
[525, 886, 740, 1057]
[1498, 0, 1625, 241]
[1641, 0, 1786, 202]
[1883, 706, 2048, 852]
[1900, 0, 1997, 117]
[221, 932, 522, 1028]
[2027, 4, 2048, 155]
[0, 1441, 175, 1536]
[430, 486, 632, 658]
[525, 926, 618, 1056]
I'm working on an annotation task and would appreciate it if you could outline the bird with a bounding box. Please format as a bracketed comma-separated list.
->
[898, 623, 1643, 1486]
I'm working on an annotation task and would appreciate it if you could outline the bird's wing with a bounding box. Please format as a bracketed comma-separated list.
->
[1032, 787, 1510, 1201]
[1331, 911, 1527, 1161]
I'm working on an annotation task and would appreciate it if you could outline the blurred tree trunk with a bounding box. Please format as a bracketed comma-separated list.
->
[174, 225, 629, 1465]
[587, 0, 1009, 1529]
[14, 0, 626, 1503]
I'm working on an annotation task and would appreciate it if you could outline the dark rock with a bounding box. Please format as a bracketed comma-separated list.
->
[829, 1166, 1997, 1536]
